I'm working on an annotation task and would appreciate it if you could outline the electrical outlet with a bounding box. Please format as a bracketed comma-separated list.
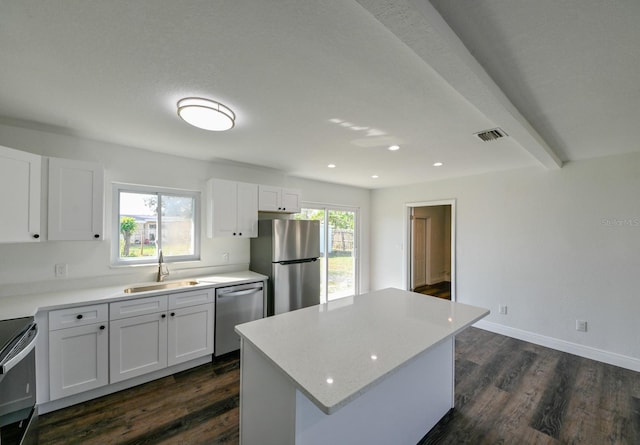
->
[55, 263, 68, 278]
[498, 304, 508, 315]
[576, 320, 588, 332]
[222, 252, 229, 263]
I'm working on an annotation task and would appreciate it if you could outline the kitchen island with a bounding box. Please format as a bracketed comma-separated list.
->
[235, 287, 489, 445]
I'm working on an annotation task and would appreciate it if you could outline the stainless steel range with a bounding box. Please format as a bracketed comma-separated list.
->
[0, 317, 38, 445]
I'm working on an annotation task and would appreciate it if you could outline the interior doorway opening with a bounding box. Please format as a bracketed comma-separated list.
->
[406, 200, 455, 301]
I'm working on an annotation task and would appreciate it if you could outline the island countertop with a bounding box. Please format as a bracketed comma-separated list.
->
[235, 287, 489, 415]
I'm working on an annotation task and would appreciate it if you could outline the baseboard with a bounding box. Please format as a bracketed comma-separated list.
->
[473, 320, 640, 372]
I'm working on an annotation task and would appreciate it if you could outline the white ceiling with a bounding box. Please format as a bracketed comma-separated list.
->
[1, 1, 638, 189]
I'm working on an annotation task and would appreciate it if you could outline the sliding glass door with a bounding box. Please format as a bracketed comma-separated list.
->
[296, 206, 358, 302]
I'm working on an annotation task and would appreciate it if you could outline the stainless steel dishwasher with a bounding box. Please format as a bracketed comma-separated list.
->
[215, 281, 265, 356]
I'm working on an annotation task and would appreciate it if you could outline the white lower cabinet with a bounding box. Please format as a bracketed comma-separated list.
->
[109, 289, 214, 384]
[109, 311, 169, 383]
[45, 289, 215, 405]
[49, 305, 109, 400]
[168, 303, 214, 366]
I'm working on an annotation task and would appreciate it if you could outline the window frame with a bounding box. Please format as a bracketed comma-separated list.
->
[112, 183, 201, 266]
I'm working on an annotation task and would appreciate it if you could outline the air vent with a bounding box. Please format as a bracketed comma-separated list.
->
[475, 128, 508, 142]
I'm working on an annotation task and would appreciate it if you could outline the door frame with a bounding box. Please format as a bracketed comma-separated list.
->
[404, 199, 456, 301]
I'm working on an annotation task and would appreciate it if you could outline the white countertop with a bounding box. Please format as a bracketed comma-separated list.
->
[0, 270, 267, 320]
[235, 288, 489, 414]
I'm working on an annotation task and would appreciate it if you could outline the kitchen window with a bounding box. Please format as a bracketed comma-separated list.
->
[112, 184, 200, 265]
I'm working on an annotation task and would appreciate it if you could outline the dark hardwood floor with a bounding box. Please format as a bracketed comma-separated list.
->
[38, 353, 241, 445]
[40, 328, 640, 444]
[414, 282, 451, 300]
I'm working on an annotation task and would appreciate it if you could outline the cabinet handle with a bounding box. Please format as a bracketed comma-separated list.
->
[239, 232, 242, 236]
[76, 314, 83, 320]
[283, 208, 286, 211]
[99, 325, 105, 330]
[33, 234, 40, 239]
[94, 234, 100, 239]
[161, 314, 166, 318]
[170, 312, 175, 317]
[233, 232, 236, 236]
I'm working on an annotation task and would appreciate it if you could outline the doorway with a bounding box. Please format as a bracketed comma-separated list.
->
[296, 205, 359, 303]
[406, 200, 455, 301]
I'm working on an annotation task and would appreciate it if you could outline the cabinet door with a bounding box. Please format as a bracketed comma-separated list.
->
[48, 157, 104, 240]
[257, 185, 281, 212]
[236, 182, 258, 237]
[0, 145, 41, 242]
[109, 312, 168, 383]
[167, 303, 214, 366]
[49, 323, 108, 400]
[208, 178, 239, 238]
[280, 188, 301, 213]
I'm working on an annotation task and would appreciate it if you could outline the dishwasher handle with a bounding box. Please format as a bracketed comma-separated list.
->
[217, 287, 263, 298]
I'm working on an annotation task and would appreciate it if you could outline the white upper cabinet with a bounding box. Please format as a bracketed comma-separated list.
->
[48, 157, 104, 240]
[0, 145, 42, 243]
[258, 185, 301, 213]
[207, 178, 258, 238]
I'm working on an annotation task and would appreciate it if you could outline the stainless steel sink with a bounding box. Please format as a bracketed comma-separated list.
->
[123, 280, 199, 294]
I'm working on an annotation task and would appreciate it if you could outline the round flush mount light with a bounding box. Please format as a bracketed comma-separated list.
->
[388, 145, 400, 151]
[177, 97, 235, 131]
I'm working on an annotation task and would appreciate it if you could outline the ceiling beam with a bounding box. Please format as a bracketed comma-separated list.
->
[355, 0, 563, 169]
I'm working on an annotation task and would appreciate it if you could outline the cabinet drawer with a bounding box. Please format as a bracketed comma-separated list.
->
[168, 289, 213, 310]
[49, 304, 108, 330]
[110, 295, 168, 320]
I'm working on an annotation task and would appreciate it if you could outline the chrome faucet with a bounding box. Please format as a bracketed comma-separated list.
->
[157, 250, 169, 282]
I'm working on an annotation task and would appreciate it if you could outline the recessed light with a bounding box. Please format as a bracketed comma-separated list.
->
[371, 175, 379, 179]
[177, 97, 235, 131]
[388, 145, 400, 151]
[327, 164, 336, 168]
[433, 162, 443, 167]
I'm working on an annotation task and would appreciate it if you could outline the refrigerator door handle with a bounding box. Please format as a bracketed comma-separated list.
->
[277, 258, 318, 265]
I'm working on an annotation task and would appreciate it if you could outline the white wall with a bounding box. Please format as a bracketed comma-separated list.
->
[371, 152, 640, 368]
[0, 123, 370, 297]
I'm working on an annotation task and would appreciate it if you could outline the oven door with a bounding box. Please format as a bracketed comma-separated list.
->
[0, 323, 38, 445]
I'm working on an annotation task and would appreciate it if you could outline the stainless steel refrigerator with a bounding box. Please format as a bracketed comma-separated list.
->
[250, 219, 320, 316]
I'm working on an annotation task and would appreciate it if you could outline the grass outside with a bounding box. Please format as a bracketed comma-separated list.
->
[327, 253, 354, 298]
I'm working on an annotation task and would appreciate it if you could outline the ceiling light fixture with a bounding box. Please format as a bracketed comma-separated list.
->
[388, 145, 400, 151]
[177, 97, 235, 131]
[328, 164, 336, 168]
[371, 175, 379, 179]
[433, 162, 443, 167]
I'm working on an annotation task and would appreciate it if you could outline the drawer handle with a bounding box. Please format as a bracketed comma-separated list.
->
[161, 314, 166, 318]
[76, 314, 83, 320]
[33, 234, 40, 239]
[171, 312, 175, 317]
[99, 325, 105, 330]
[94, 234, 100, 239]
